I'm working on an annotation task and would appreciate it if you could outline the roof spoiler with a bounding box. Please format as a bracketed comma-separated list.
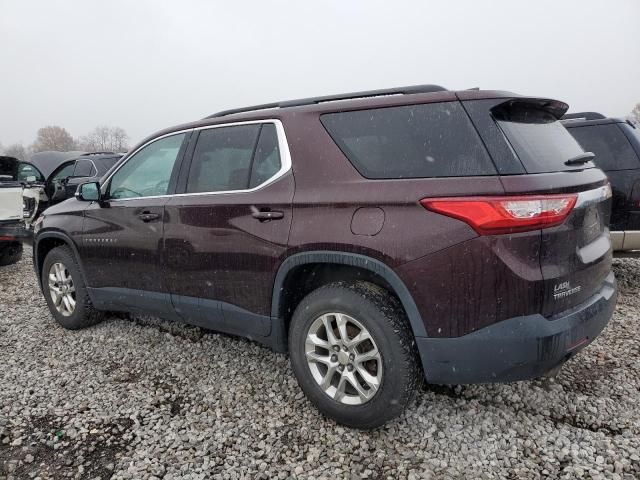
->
[491, 98, 569, 121]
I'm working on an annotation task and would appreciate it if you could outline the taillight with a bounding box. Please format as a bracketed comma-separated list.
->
[421, 194, 577, 235]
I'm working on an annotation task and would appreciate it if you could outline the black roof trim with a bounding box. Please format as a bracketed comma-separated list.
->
[80, 151, 116, 156]
[207, 84, 448, 118]
[562, 112, 606, 121]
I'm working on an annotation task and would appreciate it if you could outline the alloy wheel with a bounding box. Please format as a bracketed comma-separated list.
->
[48, 262, 76, 317]
[305, 312, 382, 405]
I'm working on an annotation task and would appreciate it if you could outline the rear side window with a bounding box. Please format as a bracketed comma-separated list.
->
[250, 124, 281, 188]
[493, 103, 589, 173]
[320, 102, 496, 179]
[186, 123, 282, 193]
[73, 159, 96, 177]
[567, 124, 640, 171]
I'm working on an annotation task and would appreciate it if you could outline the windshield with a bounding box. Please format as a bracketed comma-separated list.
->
[493, 103, 591, 174]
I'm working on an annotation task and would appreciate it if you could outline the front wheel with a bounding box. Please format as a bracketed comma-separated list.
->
[288, 281, 419, 429]
[42, 246, 103, 329]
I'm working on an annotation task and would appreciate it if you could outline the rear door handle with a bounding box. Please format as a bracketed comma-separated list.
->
[138, 212, 160, 222]
[250, 206, 284, 221]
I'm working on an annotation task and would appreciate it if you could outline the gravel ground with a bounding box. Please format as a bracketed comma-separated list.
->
[1, 251, 639, 480]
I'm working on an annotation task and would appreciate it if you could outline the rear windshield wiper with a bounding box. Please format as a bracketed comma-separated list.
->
[565, 152, 595, 166]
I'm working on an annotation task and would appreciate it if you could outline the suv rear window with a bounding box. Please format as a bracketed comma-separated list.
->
[320, 102, 496, 179]
[566, 124, 640, 171]
[492, 102, 590, 174]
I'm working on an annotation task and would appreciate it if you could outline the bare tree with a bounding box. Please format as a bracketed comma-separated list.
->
[32, 126, 76, 152]
[632, 103, 640, 125]
[78, 126, 129, 153]
[3, 143, 28, 161]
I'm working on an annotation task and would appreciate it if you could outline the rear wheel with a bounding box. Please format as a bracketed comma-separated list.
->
[42, 246, 103, 329]
[0, 242, 22, 266]
[289, 281, 419, 429]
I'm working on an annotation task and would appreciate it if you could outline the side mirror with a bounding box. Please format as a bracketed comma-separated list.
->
[76, 182, 101, 202]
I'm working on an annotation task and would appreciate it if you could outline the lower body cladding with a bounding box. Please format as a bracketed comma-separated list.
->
[417, 272, 617, 384]
[611, 231, 640, 252]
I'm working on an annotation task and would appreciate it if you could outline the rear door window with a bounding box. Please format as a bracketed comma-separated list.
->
[185, 123, 283, 193]
[186, 125, 261, 193]
[492, 102, 590, 173]
[73, 159, 96, 177]
[320, 102, 496, 179]
[249, 124, 281, 188]
[567, 124, 640, 171]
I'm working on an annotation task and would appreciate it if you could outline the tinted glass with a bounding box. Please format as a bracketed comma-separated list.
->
[567, 124, 640, 171]
[186, 125, 260, 193]
[494, 106, 589, 173]
[320, 102, 496, 179]
[17, 163, 44, 182]
[95, 156, 120, 173]
[51, 162, 75, 182]
[73, 159, 95, 177]
[109, 133, 185, 199]
[249, 124, 281, 188]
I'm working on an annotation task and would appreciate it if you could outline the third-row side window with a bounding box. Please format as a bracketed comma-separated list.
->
[186, 123, 282, 194]
[320, 102, 496, 179]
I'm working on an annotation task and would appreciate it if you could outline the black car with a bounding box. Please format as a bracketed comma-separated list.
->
[21, 151, 122, 221]
[562, 113, 640, 252]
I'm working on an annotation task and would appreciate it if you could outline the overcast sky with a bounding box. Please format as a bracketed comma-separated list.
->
[1, 0, 639, 147]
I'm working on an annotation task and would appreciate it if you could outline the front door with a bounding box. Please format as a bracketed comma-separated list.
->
[163, 121, 294, 338]
[80, 131, 189, 317]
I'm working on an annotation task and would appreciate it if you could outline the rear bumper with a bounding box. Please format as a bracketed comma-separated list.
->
[417, 272, 617, 384]
[0, 222, 32, 244]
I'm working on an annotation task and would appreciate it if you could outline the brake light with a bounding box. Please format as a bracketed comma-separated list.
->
[421, 194, 577, 235]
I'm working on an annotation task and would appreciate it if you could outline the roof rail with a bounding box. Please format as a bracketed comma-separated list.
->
[561, 112, 606, 121]
[207, 84, 448, 118]
[80, 151, 116, 156]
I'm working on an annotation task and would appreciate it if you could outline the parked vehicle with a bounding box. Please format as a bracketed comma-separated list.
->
[33, 85, 617, 428]
[22, 151, 122, 223]
[0, 156, 28, 265]
[562, 113, 640, 252]
[0, 151, 122, 266]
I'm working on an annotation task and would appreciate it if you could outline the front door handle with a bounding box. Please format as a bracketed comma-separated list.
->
[138, 212, 160, 222]
[250, 206, 284, 222]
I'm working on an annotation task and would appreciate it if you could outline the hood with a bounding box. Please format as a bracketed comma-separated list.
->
[28, 151, 86, 179]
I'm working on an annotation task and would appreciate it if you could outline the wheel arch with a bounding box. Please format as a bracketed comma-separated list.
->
[34, 231, 85, 292]
[271, 251, 427, 346]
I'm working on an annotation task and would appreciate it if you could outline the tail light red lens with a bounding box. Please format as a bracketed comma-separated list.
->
[421, 194, 578, 235]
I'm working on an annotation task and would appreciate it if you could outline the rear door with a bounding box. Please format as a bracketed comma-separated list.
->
[164, 121, 294, 338]
[464, 97, 612, 317]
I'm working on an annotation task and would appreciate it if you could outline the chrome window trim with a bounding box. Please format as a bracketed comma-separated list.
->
[101, 119, 292, 202]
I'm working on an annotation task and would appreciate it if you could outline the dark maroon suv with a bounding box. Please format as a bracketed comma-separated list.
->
[33, 85, 617, 428]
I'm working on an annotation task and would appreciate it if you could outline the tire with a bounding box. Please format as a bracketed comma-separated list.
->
[288, 281, 419, 429]
[41, 245, 103, 330]
[0, 242, 23, 266]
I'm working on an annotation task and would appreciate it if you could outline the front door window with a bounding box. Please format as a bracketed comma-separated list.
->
[108, 133, 186, 199]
